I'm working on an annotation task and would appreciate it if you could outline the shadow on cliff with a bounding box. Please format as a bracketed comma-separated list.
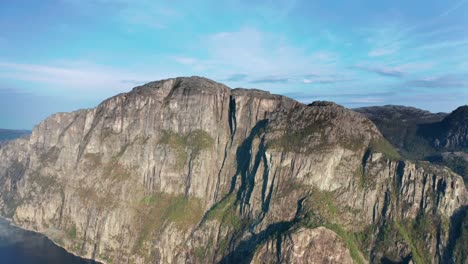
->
[442, 205, 467, 264]
[218, 197, 306, 264]
[229, 119, 269, 213]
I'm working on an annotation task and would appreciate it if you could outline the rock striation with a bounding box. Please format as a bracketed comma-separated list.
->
[0, 77, 466, 264]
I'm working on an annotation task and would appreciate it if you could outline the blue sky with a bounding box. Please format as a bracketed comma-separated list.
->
[1, 0, 468, 129]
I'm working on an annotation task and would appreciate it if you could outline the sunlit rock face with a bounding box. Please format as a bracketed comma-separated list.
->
[0, 77, 466, 264]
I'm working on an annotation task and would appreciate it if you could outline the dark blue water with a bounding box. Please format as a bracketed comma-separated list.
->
[0, 218, 98, 264]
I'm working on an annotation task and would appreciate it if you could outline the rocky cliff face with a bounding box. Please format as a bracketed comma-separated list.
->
[0, 77, 466, 264]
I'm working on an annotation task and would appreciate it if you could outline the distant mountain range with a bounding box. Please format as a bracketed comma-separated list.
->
[0, 129, 31, 142]
[356, 105, 468, 183]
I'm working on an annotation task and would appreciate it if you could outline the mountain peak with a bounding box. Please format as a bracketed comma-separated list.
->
[130, 76, 230, 95]
[446, 105, 468, 120]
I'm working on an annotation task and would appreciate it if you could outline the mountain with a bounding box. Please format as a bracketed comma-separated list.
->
[0, 129, 31, 142]
[354, 105, 447, 154]
[0, 77, 466, 264]
[356, 105, 468, 184]
[421, 105, 468, 150]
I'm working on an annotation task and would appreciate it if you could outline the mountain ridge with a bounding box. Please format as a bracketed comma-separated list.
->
[0, 77, 466, 264]
[356, 104, 468, 185]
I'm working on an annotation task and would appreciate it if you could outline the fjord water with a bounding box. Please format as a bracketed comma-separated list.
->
[0, 218, 97, 264]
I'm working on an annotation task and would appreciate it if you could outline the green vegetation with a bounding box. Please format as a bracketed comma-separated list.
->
[83, 153, 102, 170]
[76, 184, 115, 211]
[453, 210, 468, 264]
[355, 225, 374, 255]
[166, 195, 204, 229]
[373, 221, 406, 261]
[133, 193, 203, 253]
[369, 138, 401, 160]
[354, 166, 366, 190]
[308, 189, 339, 219]
[159, 129, 214, 169]
[428, 155, 468, 184]
[357, 106, 468, 183]
[268, 121, 326, 153]
[67, 224, 77, 239]
[30, 173, 61, 193]
[325, 223, 365, 264]
[103, 163, 131, 182]
[275, 176, 304, 199]
[205, 194, 244, 229]
[394, 221, 426, 264]
[39, 146, 61, 164]
[185, 129, 215, 156]
[370, 214, 435, 264]
[159, 130, 187, 169]
[300, 189, 366, 264]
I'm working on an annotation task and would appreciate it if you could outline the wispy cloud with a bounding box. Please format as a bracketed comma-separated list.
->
[302, 74, 353, 84]
[406, 75, 468, 88]
[225, 74, 248, 82]
[120, 79, 149, 85]
[250, 76, 289, 84]
[438, 0, 467, 18]
[198, 27, 339, 78]
[352, 64, 406, 78]
[368, 47, 399, 57]
[347, 97, 385, 104]
[283, 90, 396, 105]
[0, 61, 165, 94]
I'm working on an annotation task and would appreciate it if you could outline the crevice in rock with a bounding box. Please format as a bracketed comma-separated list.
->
[81, 210, 93, 254]
[228, 95, 237, 144]
[435, 178, 447, 207]
[162, 78, 182, 105]
[214, 140, 230, 201]
[419, 174, 428, 213]
[58, 192, 66, 228]
[395, 161, 405, 194]
[76, 105, 106, 164]
[185, 155, 195, 196]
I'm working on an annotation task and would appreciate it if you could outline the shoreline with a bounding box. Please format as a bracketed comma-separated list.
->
[0, 215, 106, 264]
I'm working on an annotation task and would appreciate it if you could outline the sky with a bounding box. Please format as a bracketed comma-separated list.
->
[1, 0, 468, 129]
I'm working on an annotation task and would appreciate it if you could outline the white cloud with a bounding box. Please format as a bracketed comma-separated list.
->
[353, 62, 433, 78]
[0, 61, 167, 95]
[194, 27, 340, 81]
[348, 97, 385, 104]
[368, 47, 399, 57]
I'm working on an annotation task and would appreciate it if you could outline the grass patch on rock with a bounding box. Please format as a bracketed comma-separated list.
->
[133, 193, 203, 254]
[159, 129, 214, 169]
[369, 138, 401, 160]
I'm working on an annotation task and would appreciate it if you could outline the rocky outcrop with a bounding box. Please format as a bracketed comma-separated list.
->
[428, 105, 468, 150]
[252, 227, 354, 264]
[0, 77, 466, 263]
